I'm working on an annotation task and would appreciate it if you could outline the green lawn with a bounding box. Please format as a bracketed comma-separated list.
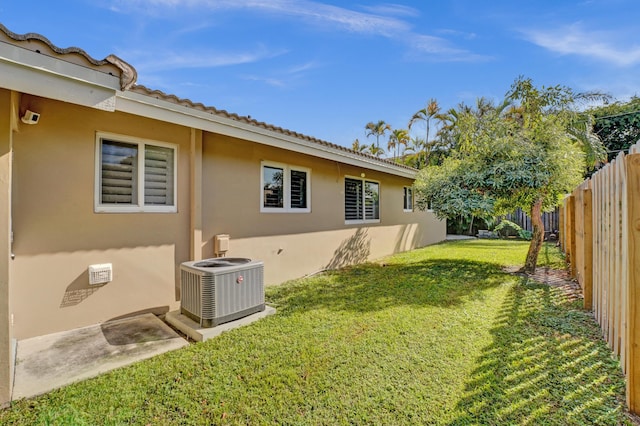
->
[0, 240, 630, 425]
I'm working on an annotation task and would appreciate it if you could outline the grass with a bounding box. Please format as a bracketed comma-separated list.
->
[0, 240, 630, 425]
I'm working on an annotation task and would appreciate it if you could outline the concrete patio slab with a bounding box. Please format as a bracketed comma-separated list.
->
[12, 313, 188, 401]
[166, 306, 276, 342]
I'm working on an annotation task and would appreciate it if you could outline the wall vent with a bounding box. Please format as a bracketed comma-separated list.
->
[88, 263, 113, 285]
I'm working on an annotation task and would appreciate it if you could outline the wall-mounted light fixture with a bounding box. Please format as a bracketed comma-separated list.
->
[21, 110, 40, 125]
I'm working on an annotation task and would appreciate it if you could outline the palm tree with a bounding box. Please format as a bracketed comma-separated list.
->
[436, 98, 512, 155]
[388, 129, 410, 160]
[403, 137, 425, 168]
[408, 99, 440, 167]
[351, 138, 370, 154]
[434, 107, 462, 151]
[368, 143, 385, 157]
[567, 115, 607, 170]
[365, 120, 391, 150]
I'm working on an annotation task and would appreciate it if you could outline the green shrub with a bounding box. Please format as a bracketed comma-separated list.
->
[493, 220, 522, 237]
[517, 229, 533, 240]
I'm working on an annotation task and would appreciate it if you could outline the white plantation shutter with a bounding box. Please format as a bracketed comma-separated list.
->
[345, 178, 363, 221]
[290, 169, 307, 209]
[144, 145, 174, 206]
[101, 141, 138, 204]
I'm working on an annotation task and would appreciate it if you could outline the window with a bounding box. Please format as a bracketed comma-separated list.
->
[95, 133, 177, 213]
[403, 186, 414, 211]
[261, 161, 310, 213]
[345, 177, 380, 223]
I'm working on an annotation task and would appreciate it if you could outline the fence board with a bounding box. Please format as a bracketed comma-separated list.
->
[621, 152, 629, 374]
[626, 153, 640, 411]
[505, 207, 560, 236]
[582, 186, 593, 309]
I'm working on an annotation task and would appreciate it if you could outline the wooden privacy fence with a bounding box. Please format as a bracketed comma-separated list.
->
[506, 207, 560, 238]
[560, 140, 640, 413]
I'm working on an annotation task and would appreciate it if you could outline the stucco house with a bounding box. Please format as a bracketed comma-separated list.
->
[0, 24, 445, 405]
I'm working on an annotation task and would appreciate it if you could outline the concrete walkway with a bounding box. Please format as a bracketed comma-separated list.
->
[446, 234, 476, 240]
[12, 313, 188, 400]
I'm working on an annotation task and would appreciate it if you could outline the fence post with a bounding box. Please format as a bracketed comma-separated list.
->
[582, 186, 593, 310]
[567, 195, 577, 278]
[559, 200, 565, 252]
[625, 153, 640, 412]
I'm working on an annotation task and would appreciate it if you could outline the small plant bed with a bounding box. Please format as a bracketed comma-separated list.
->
[0, 240, 629, 425]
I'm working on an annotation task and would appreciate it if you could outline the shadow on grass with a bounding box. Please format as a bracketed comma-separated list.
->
[449, 279, 627, 425]
[267, 258, 512, 314]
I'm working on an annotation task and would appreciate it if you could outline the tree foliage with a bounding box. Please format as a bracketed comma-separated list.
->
[589, 96, 640, 161]
[415, 77, 603, 272]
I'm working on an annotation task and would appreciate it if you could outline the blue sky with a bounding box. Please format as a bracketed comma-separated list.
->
[1, 1, 638, 150]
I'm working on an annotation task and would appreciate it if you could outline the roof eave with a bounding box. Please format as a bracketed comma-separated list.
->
[115, 90, 417, 179]
[0, 41, 121, 111]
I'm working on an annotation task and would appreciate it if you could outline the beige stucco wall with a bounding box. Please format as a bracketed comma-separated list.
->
[0, 89, 14, 406]
[7, 92, 445, 341]
[10, 95, 191, 339]
[202, 134, 445, 284]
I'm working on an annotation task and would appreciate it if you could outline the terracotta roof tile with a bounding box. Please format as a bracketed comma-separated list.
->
[0, 23, 136, 90]
[131, 84, 416, 171]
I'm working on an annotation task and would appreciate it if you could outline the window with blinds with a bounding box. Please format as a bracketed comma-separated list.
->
[260, 161, 310, 213]
[403, 186, 413, 211]
[290, 169, 307, 209]
[263, 166, 284, 208]
[365, 181, 379, 220]
[96, 134, 177, 213]
[345, 177, 380, 222]
[344, 178, 362, 221]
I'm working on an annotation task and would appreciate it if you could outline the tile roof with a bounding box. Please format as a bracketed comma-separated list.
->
[130, 85, 416, 171]
[0, 23, 416, 173]
[0, 23, 136, 90]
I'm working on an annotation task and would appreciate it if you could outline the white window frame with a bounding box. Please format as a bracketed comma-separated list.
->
[95, 132, 178, 213]
[403, 186, 414, 212]
[260, 161, 311, 213]
[344, 176, 381, 224]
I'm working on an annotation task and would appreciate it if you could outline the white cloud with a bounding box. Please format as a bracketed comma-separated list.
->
[358, 3, 420, 18]
[286, 61, 321, 75]
[241, 74, 287, 88]
[406, 35, 492, 62]
[114, 0, 410, 36]
[121, 46, 287, 72]
[239, 61, 321, 89]
[112, 0, 486, 62]
[522, 23, 640, 67]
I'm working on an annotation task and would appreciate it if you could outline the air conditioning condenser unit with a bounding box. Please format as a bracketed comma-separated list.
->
[180, 257, 265, 328]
